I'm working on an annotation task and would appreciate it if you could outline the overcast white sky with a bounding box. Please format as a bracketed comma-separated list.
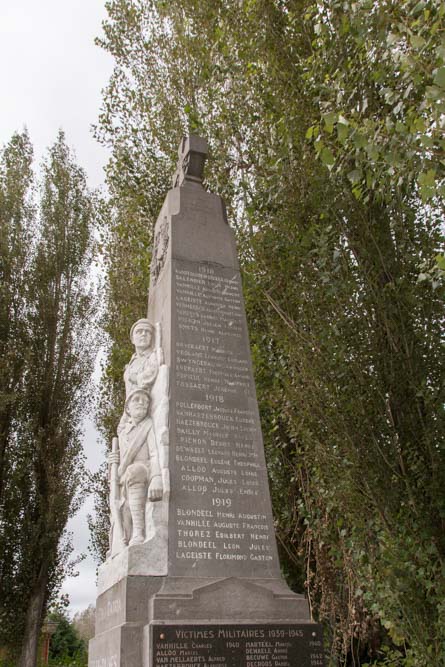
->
[0, 0, 112, 188]
[0, 0, 114, 615]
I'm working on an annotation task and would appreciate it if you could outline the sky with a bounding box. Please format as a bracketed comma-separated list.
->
[0, 0, 114, 615]
[0, 0, 112, 188]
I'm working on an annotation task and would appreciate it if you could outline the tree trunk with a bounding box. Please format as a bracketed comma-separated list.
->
[18, 564, 48, 667]
[0, 409, 11, 504]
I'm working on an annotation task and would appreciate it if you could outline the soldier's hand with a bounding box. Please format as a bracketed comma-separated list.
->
[108, 452, 120, 465]
[148, 476, 163, 501]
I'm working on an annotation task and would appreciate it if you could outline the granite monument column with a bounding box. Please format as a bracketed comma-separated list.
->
[88, 135, 324, 667]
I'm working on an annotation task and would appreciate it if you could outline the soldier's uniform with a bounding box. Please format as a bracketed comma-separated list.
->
[118, 415, 161, 545]
[123, 348, 159, 396]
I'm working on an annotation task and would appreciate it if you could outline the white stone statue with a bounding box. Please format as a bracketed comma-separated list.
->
[108, 390, 163, 549]
[117, 319, 159, 433]
[107, 318, 169, 558]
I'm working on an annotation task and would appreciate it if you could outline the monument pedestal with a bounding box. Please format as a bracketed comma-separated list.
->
[149, 576, 309, 621]
[96, 535, 167, 594]
[89, 136, 324, 667]
[89, 572, 164, 667]
[89, 572, 315, 667]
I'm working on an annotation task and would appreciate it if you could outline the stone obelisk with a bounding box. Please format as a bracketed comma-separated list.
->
[88, 136, 324, 667]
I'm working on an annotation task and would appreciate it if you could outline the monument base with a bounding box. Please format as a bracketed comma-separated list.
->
[97, 532, 167, 595]
[89, 574, 322, 667]
[89, 575, 164, 667]
[149, 576, 309, 621]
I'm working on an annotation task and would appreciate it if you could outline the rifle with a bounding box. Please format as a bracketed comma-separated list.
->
[109, 436, 126, 553]
[155, 322, 164, 365]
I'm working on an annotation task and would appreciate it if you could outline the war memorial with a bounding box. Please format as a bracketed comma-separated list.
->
[88, 135, 324, 667]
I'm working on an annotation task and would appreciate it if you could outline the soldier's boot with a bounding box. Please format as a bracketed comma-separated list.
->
[128, 482, 146, 546]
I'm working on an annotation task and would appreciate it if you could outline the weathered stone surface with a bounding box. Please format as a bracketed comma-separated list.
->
[97, 499, 167, 595]
[89, 135, 322, 667]
[95, 576, 164, 635]
[146, 178, 281, 583]
[145, 147, 295, 606]
[98, 318, 170, 591]
[149, 577, 308, 622]
[89, 623, 140, 667]
[171, 135, 208, 188]
[90, 577, 165, 667]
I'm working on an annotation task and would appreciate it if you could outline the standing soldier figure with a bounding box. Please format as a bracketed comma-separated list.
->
[124, 319, 159, 396]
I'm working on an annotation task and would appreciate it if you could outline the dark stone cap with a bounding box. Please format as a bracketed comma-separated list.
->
[172, 134, 208, 187]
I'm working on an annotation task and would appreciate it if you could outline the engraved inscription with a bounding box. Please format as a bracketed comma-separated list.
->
[97, 598, 122, 623]
[90, 657, 118, 667]
[171, 261, 279, 575]
[150, 624, 325, 667]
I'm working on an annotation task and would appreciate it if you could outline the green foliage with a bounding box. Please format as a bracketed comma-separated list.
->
[94, 1, 445, 664]
[305, 0, 445, 203]
[0, 129, 34, 505]
[0, 131, 98, 663]
[48, 611, 87, 667]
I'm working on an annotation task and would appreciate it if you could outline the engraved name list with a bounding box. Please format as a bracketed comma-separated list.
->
[170, 260, 280, 577]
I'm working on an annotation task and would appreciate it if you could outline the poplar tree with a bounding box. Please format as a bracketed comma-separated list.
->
[0, 131, 35, 655]
[0, 131, 97, 666]
[0, 130, 34, 505]
[93, 1, 444, 663]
